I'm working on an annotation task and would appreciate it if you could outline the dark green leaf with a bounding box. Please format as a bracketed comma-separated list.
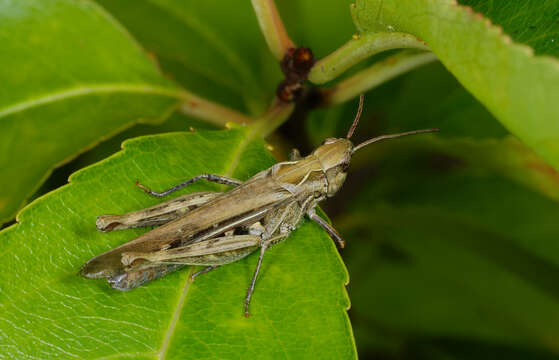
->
[0, 0, 180, 223]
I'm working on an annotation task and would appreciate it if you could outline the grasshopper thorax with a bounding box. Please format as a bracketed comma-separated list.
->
[312, 138, 353, 197]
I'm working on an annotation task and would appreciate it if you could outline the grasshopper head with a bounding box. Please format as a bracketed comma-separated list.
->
[314, 95, 439, 197]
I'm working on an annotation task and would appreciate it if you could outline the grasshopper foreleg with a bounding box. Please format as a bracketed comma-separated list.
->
[307, 208, 345, 248]
[136, 174, 242, 197]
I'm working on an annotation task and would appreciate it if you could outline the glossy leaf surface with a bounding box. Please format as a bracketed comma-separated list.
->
[0, 0, 180, 222]
[0, 129, 355, 359]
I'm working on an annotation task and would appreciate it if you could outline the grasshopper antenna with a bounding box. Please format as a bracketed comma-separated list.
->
[352, 128, 440, 154]
[346, 94, 364, 139]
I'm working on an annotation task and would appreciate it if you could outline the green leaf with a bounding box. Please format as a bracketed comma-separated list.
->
[0, 129, 355, 359]
[350, 0, 559, 171]
[0, 0, 181, 223]
[334, 135, 559, 358]
[459, 0, 559, 58]
[28, 111, 218, 206]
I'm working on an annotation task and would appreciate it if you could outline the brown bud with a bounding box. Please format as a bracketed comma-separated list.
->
[292, 47, 314, 73]
[277, 47, 315, 103]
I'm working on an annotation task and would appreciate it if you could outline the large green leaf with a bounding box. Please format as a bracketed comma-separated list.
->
[0, 0, 181, 223]
[0, 129, 355, 359]
[349, 0, 559, 171]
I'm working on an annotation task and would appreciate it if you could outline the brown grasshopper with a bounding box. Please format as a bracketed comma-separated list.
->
[81, 95, 438, 316]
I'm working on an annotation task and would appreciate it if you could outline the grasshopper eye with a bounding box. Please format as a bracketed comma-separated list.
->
[321, 137, 337, 145]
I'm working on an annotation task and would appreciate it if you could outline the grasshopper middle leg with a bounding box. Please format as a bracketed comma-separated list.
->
[136, 174, 243, 197]
[244, 243, 269, 317]
[243, 233, 288, 317]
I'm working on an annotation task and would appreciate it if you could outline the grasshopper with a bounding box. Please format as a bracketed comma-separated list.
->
[81, 95, 438, 316]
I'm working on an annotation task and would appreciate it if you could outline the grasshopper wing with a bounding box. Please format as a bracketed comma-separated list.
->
[81, 175, 293, 279]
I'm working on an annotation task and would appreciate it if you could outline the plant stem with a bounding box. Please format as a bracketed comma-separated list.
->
[309, 32, 429, 84]
[251, 0, 295, 60]
[322, 51, 438, 105]
[177, 90, 251, 127]
[250, 97, 295, 138]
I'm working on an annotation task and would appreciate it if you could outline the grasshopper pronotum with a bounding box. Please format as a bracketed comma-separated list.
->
[82, 95, 438, 316]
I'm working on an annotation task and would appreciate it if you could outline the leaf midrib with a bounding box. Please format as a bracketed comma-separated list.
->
[0, 83, 184, 119]
[156, 130, 258, 359]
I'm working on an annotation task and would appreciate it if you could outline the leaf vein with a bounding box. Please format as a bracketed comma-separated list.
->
[0, 84, 182, 120]
[157, 130, 255, 358]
